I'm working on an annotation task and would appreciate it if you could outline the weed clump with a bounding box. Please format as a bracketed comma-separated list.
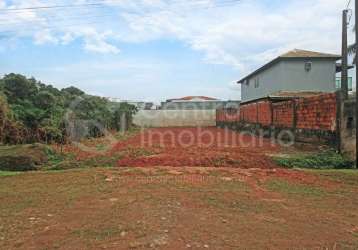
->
[273, 151, 354, 169]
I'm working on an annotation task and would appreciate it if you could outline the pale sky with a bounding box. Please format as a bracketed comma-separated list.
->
[0, 0, 354, 102]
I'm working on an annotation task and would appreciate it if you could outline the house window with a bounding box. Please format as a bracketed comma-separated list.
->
[304, 61, 312, 72]
[254, 78, 260, 88]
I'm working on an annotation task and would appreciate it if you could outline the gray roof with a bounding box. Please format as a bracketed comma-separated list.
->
[237, 49, 341, 84]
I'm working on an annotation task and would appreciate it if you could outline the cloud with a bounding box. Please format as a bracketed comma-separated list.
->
[0, 0, 346, 70]
[34, 29, 58, 44]
[0, 0, 121, 54]
[109, 0, 344, 73]
[80, 28, 120, 54]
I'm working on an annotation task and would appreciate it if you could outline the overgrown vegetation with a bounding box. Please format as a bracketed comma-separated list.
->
[0, 73, 138, 145]
[273, 151, 354, 169]
[0, 144, 53, 171]
[0, 73, 140, 172]
[0, 126, 143, 172]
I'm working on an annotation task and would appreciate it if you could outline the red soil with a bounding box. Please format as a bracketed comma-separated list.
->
[113, 127, 280, 168]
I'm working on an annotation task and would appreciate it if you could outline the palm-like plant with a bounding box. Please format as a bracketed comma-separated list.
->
[348, 25, 356, 64]
[348, 43, 356, 63]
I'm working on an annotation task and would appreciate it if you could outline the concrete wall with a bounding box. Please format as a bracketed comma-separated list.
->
[161, 101, 240, 110]
[340, 98, 356, 160]
[133, 110, 216, 127]
[241, 59, 337, 102]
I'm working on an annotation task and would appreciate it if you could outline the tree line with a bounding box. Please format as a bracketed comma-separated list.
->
[0, 73, 137, 145]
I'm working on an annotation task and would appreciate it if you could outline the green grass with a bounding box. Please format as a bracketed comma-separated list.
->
[47, 153, 122, 171]
[273, 151, 354, 169]
[0, 171, 20, 177]
[266, 179, 326, 197]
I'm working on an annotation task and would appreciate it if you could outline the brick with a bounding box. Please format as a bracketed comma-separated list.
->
[216, 93, 337, 132]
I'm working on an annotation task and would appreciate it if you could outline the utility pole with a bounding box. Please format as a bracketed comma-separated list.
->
[342, 9, 349, 100]
[356, 0, 358, 167]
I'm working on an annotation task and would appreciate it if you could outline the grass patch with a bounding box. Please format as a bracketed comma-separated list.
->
[304, 169, 358, 186]
[0, 171, 20, 177]
[72, 226, 123, 241]
[266, 179, 326, 197]
[47, 152, 123, 170]
[273, 151, 354, 169]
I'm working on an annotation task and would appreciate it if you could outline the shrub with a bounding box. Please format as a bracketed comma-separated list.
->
[273, 151, 354, 169]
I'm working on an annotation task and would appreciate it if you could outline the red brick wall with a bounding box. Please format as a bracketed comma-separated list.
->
[257, 101, 272, 126]
[237, 101, 272, 125]
[217, 93, 337, 132]
[296, 93, 337, 131]
[240, 103, 256, 123]
[272, 100, 294, 128]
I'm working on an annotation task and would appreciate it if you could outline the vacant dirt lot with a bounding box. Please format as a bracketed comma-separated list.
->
[114, 127, 279, 168]
[1, 128, 357, 249]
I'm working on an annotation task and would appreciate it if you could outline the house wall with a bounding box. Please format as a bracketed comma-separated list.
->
[281, 59, 336, 93]
[241, 59, 337, 102]
[241, 62, 285, 102]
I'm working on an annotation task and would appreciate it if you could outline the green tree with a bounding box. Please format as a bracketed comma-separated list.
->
[69, 95, 114, 137]
[61, 86, 85, 96]
[2, 73, 38, 102]
[35, 91, 56, 110]
[0, 93, 27, 144]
